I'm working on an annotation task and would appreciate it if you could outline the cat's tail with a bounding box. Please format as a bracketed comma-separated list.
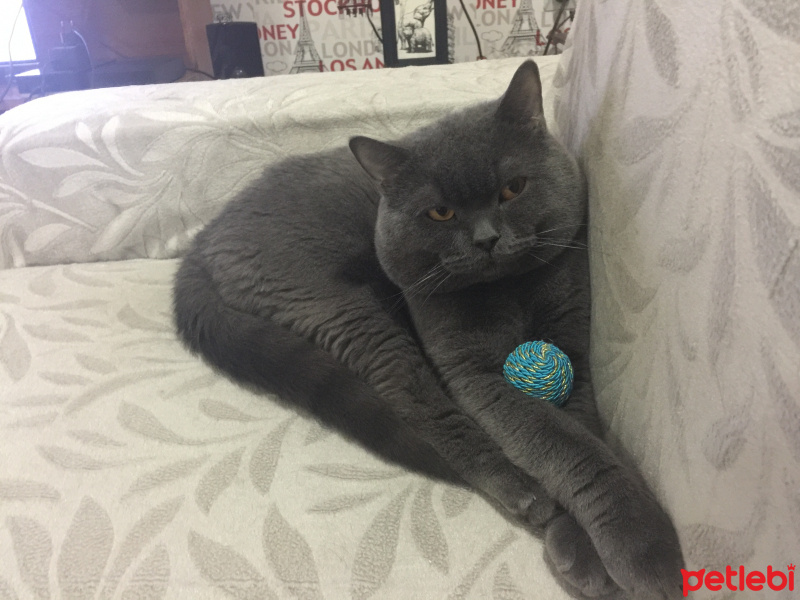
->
[173, 254, 461, 484]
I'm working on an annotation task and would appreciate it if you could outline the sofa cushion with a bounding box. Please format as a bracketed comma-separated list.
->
[0, 258, 570, 599]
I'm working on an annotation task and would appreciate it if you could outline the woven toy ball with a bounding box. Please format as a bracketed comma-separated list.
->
[503, 341, 574, 407]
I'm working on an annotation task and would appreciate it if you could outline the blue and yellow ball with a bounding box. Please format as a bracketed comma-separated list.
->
[503, 341, 573, 407]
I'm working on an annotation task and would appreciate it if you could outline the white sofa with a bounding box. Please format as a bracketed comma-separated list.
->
[1, 1, 798, 598]
[0, 57, 580, 600]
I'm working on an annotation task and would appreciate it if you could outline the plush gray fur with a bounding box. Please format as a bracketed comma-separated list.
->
[173, 60, 685, 599]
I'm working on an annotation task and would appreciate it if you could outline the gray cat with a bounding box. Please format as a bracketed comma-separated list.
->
[173, 60, 685, 599]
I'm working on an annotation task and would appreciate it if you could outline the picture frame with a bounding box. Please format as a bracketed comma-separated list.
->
[379, 0, 449, 67]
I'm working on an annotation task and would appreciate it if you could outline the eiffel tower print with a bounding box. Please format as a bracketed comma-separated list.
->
[290, 14, 322, 73]
[500, 0, 543, 57]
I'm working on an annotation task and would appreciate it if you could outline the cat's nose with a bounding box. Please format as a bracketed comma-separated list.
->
[473, 220, 500, 252]
[473, 233, 500, 252]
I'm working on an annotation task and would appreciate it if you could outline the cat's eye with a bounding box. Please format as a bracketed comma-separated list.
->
[499, 177, 527, 202]
[427, 207, 455, 221]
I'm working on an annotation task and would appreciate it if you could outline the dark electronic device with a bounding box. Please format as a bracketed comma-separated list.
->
[206, 21, 264, 79]
[38, 22, 92, 93]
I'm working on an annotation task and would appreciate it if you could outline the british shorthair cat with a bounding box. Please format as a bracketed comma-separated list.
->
[173, 60, 685, 599]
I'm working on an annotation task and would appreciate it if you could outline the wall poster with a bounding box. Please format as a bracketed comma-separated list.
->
[211, 0, 572, 76]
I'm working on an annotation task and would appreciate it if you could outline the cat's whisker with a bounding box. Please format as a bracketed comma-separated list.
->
[404, 264, 447, 298]
[536, 223, 588, 236]
[538, 235, 588, 245]
[535, 241, 588, 251]
[386, 295, 407, 316]
[420, 272, 452, 308]
[399, 271, 437, 299]
[386, 263, 447, 314]
[379, 286, 412, 316]
[418, 269, 451, 300]
[378, 288, 406, 302]
[525, 250, 555, 268]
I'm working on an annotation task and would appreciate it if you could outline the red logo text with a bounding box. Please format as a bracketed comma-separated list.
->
[681, 564, 795, 596]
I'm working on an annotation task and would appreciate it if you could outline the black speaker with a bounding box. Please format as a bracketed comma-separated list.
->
[206, 22, 265, 79]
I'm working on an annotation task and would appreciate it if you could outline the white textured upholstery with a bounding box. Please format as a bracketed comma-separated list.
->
[554, 1, 799, 593]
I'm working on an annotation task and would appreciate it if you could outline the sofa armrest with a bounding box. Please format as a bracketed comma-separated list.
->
[553, 0, 800, 577]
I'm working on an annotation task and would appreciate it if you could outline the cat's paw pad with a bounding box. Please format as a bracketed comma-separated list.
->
[603, 536, 685, 600]
[587, 491, 685, 600]
[544, 513, 620, 599]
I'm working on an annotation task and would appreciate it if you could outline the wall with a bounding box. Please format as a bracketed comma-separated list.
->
[23, 0, 565, 80]
[23, 0, 209, 71]
[210, 0, 569, 76]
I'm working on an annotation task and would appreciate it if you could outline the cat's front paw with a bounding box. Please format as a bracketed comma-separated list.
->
[544, 513, 621, 599]
[585, 484, 685, 600]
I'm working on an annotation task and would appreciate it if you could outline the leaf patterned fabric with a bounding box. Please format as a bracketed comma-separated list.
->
[553, 0, 800, 591]
[0, 59, 560, 270]
[0, 59, 571, 599]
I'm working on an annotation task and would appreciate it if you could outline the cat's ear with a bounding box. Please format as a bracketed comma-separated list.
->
[495, 60, 544, 127]
[349, 136, 409, 183]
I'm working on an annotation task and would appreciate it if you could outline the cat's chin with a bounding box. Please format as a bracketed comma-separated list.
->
[441, 250, 544, 280]
[430, 258, 538, 292]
